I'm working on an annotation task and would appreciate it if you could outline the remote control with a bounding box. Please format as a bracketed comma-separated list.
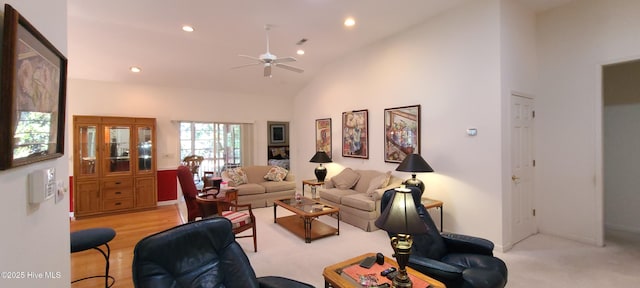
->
[380, 267, 397, 276]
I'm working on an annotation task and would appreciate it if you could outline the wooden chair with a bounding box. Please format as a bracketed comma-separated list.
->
[196, 195, 257, 252]
[182, 155, 204, 182]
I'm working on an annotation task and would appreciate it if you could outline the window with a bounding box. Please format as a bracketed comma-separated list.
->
[180, 121, 252, 175]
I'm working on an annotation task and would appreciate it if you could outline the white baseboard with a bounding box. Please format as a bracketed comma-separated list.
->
[158, 200, 178, 206]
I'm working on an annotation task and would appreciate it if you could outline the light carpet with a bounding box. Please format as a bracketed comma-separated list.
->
[179, 203, 640, 287]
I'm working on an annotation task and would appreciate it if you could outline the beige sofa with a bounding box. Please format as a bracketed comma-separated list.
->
[318, 168, 403, 231]
[222, 165, 296, 208]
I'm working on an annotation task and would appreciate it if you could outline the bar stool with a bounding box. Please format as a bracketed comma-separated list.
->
[70, 227, 116, 287]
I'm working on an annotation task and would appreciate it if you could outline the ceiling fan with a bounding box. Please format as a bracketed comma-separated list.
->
[232, 25, 304, 78]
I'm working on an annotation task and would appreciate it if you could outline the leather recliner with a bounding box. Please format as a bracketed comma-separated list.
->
[380, 187, 508, 288]
[132, 217, 314, 288]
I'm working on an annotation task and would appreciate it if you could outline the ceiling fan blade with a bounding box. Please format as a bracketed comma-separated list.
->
[273, 57, 297, 64]
[230, 63, 261, 70]
[275, 63, 304, 73]
[264, 65, 272, 77]
[238, 54, 262, 62]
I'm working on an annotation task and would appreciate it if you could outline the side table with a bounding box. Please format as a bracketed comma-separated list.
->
[323, 253, 445, 288]
[422, 198, 443, 232]
[302, 179, 324, 199]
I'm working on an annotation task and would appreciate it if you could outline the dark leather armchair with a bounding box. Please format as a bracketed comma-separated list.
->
[132, 217, 314, 288]
[380, 187, 508, 288]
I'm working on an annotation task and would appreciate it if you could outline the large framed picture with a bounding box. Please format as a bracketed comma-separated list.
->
[0, 4, 67, 170]
[342, 110, 369, 159]
[268, 121, 289, 146]
[384, 105, 420, 163]
[315, 118, 332, 158]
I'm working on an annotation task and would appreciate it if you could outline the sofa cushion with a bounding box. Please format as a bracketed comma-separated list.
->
[342, 193, 376, 212]
[353, 170, 385, 194]
[242, 166, 274, 183]
[331, 168, 361, 189]
[260, 181, 295, 193]
[264, 166, 288, 182]
[366, 171, 391, 197]
[226, 167, 248, 185]
[319, 189, 359, 204]
[235, 183, 265, 196]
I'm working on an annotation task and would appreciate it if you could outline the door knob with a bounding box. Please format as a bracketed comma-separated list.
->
[511, 175, 520, 181]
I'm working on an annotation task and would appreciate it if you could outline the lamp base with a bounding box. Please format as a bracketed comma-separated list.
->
[390, 234, 414, 288]
[315, 166, 327, 182]
[403, 174, 424, 193]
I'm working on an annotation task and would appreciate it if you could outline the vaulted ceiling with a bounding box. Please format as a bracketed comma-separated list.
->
[67, 0, 574, 97]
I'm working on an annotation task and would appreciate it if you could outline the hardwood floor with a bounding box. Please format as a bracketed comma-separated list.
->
[70, 205, 183, 288]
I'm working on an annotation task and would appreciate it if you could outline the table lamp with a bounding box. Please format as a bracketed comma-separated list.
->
[309, 151, 332, 182]
[375, 187, 428, 288]
[396, 153, 433, 192]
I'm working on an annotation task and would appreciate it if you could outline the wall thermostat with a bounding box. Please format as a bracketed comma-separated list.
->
[467, 128, 478, 136]
[29, 168, 56, 204]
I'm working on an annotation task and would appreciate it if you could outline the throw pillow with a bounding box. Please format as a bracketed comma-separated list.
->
[331, 168, 361, 189]
[226, 167, 248, 185]
[366, 171, 392, 197]
[264, 166, 288, 182]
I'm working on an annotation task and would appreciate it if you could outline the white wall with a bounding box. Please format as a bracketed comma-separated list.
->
[293, 0, 506, 246]
[499, 0, 538, 249]
[604, 104, 640, 233]
[68, 79, 294, 170]
[0, 1, 70, 287]
[536, 0, 640, 245]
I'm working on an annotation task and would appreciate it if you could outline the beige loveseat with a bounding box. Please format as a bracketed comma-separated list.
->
[318, 168, 403, 231]
[222, 165, 296, 208]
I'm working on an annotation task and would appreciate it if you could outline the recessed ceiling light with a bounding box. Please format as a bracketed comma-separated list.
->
[297, 49, 305, 55]
[130, 66, 142, 73]
[182, 25, 194, 32]
[344, 17, 356, 27]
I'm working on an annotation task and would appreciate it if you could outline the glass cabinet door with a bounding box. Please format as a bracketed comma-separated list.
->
[104, 125, 131, 174]
[78, 125, 98, 177]
[136, 126, 153, 172]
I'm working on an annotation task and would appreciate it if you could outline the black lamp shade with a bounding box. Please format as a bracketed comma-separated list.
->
[395, 154, 433, 173]
[309, 151, 332, 163]
[375, 188, 428, 234]
[396, 154, 433, 192]
[310, 151, 332, 182]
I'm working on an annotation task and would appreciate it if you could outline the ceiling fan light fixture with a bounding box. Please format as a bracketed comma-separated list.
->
[231, 25, 304, 77]
[297, 49, 305, 55]
[130, 66, 142, 73]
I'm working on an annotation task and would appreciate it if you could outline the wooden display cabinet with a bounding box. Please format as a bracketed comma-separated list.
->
[73, 116, 157, 218]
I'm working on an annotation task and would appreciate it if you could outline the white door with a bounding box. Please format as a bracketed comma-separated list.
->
[511, 94, 536, 244]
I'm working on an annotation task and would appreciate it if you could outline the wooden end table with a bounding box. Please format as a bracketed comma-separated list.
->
[323, 253, 445, 288]
[302, 179, 324, 199]
[422, 198, 443, 232]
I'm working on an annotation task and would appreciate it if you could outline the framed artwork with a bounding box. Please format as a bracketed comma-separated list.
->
[0, 4, 67, 170]
[268, 121, 289, 145]
[384, 105, 420, 163]
[342, 110, 369, 159]
[315, 118, 332, 158]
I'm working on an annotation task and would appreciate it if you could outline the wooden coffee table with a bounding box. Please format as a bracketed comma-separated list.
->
[273, 197, 339, 243]
[323, 253, 446, 288]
